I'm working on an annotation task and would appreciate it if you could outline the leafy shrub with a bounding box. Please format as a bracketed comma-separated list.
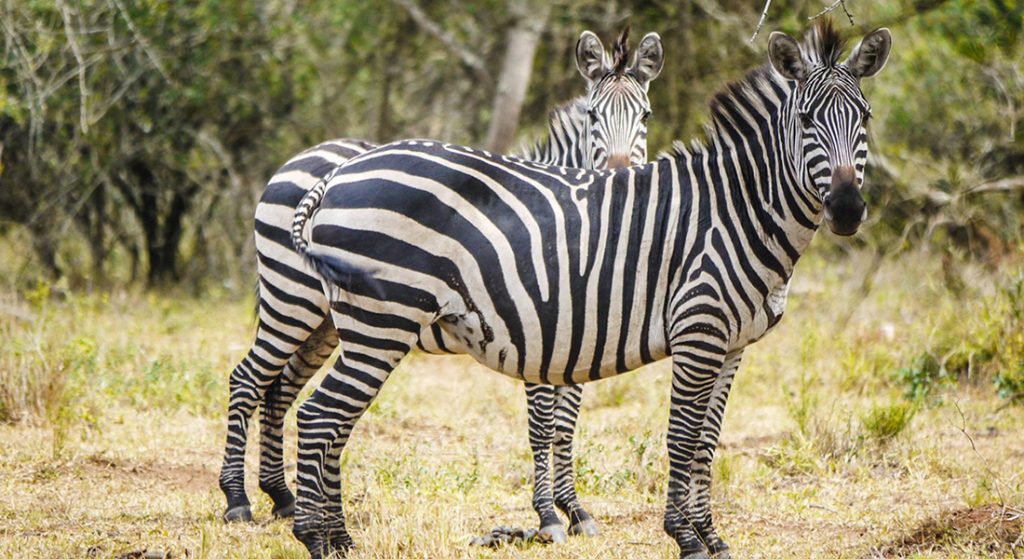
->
[896, 354, 952, 403]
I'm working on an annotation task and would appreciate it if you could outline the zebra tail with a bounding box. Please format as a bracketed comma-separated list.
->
[291, 171, 387, 300]
[302, 248, 387, 302]
[290, 173, 329, 257]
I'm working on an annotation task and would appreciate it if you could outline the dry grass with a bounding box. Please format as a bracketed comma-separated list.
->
[1, 250, 1023, 559]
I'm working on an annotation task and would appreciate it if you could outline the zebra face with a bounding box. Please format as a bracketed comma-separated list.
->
[576, 29, 664, 170]
[769, 27, 892, 236]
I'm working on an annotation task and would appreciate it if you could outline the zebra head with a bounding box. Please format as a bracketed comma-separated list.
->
[768, 21, 892, 236]
[575, 28, 664, 169]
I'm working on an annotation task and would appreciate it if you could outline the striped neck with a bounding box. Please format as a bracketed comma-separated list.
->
[662, 66, 821, 282]
[520, 97, 588, 167]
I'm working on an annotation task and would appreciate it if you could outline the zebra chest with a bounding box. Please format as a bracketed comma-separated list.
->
[733, 281, 790, 348]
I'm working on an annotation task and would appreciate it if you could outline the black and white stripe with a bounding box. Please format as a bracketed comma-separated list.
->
[288, 21, 891, 559]
[218, 28, 665, 541]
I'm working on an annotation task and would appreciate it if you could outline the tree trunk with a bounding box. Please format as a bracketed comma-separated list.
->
[145, 181, 197, 286]
[28, 217, 62, 280]
[483, 0, 549, 153]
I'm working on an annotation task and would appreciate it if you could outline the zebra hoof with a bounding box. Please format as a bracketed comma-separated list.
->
[262, 483, 299, 518]
[706, 539, 731, 559]
[568, 518, 599, 537]
[223, 504, 252, 523]
[269, 490, 296, 519]
[680, 552, 712, 559]
[539, 523, 568, 544]
[272, 501, 296, 519]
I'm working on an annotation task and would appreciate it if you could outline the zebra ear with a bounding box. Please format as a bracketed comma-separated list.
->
[768, 31, 808, 82]
[632, 32, 664, 86]
[845, 28, 892, 79]
[576, 30, 608, 83]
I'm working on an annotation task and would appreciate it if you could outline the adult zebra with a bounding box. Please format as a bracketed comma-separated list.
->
[290, 19, 892, 559]
[218, 28, 665, 542]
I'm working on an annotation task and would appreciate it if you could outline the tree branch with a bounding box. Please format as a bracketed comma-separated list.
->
[391, 0, 489, 83]
[107, 0, 173, 83]
[750, 0, 772, 43]
[810, 0, 856, 25]
[56, 0, 90, 133]
[965, 176, 1024, 195]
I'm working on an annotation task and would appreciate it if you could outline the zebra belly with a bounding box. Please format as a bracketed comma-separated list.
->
[430, 308, 664, 385]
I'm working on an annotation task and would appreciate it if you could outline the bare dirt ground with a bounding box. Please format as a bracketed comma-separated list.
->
[1, 252, 1022, 558]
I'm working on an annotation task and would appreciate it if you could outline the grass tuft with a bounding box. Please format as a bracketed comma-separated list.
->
[861, 401, 916, 444]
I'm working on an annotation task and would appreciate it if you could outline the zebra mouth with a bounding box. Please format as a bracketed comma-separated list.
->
[822, 190, 867, 236]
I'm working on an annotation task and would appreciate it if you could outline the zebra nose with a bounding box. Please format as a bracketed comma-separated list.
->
[607, 154, 631, 169]
[824, 166, 865, 236]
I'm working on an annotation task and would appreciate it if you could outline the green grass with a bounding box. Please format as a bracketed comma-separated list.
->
[1, 249, 1023, 558]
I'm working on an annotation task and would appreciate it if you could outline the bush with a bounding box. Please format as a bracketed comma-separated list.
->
[895, 267, 1024, 404]
[861, 401, 916, 444]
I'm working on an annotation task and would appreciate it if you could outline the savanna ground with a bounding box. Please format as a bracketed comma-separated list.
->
[2, 248, 1023, 559]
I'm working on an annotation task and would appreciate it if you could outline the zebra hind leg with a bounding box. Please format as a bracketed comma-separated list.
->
[219, 321, 309, 523]
[550, 384, 598, 537]
[258, 319, 339, 519]
[524, 383, 568, 543]
[293, 327, 416, 558]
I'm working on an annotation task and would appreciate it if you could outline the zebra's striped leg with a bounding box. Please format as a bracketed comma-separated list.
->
[664, 344, 726, 559]
[219, 320, 309, 523]
[293, 330, 414, 558]
[524, 383, 567, 543]
[258, 319, 339, 519]
[550, 385, 597, 537]
[688, 350, 742, 559]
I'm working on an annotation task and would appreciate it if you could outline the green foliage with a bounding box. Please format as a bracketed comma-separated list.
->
[0, 1, 1019, 289]
[896, 353, 953, 402]
[861, 401, 916, 443]
[894, 265, 1024, 403]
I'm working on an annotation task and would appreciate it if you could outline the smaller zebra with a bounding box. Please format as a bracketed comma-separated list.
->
[218, 28, 664, 543]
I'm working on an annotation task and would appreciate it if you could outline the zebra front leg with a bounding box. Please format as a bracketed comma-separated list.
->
[688, 350, 742, 559]
[664, 342, 726, 559]
[550, 384, 597, 537]
[524, 383, 567, 543]
[293, 332, 413, 558]
[219, 321, 306, 522]
[259, 320, 339, 518]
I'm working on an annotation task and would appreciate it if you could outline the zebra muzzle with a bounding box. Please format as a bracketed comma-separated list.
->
[823, 166, 865, 236]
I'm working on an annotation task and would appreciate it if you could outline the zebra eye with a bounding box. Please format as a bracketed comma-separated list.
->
[862, 111, 872, 126]
[799, 113, 814, 129]
[587, 109, 599, 124]
[641, 110, 652, 124]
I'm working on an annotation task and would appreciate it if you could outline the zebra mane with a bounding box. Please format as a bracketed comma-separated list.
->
[518, 96, 587, 161]
[804, 18, 846, 66]
[660, 65, 784, 160]
[661, 18, 844, 160]
[611, 25, 631, 75]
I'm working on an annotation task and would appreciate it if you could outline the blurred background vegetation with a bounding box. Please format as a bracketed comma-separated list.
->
[1, 0, 1020, 290]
